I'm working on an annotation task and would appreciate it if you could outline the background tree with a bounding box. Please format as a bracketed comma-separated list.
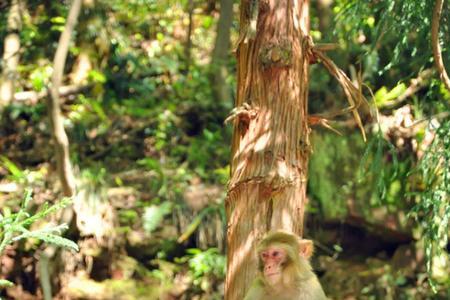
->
[209, 0, 234, 104]
[0, 0, 22, 108]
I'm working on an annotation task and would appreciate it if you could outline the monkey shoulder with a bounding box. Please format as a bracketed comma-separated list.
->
[243, 278, 266, 300]
[297, 276, 328, 300]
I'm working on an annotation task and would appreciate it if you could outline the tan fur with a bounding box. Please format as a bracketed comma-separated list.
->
[244, 231, 328, 300]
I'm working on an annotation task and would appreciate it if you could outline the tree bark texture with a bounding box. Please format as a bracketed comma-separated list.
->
[210, 0, 234, 104]
[225, 1, 310, 299]
[0, 0, 22, 107]
[47, 0, 82, 197]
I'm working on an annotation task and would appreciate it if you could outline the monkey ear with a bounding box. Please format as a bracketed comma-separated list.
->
[298, 239, 314, 259]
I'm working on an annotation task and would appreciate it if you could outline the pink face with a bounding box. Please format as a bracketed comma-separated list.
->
[260, 247, 287, 284]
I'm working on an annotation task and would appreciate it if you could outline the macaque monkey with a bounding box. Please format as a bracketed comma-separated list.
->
[244, 231, 327, 300]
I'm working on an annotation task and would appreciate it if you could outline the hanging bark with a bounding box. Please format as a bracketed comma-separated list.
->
[225, 1, 311, 299]
[0, 0, 22, 108]
[209, 0, 233, 103]
[432, 0, 450, 92]
[47, 0, 82, 197]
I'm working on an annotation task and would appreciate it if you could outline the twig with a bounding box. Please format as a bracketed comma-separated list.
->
[408, 111, 450, 128]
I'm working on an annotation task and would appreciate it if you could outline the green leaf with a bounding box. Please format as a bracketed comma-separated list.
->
[142, 202, 173, 233]
[202, 16, 213, 29]
[50, 16, 66, 24]
[13, 232, 78, 252]
[0, 279, 14, 288]
[0, 156, 25, 181]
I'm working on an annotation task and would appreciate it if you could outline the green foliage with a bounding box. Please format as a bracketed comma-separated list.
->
[29, 65, 52, 91]
[88, 70, 107, 83]
[0, 279, 14, 289]
[374, 83, 407, 107]
[358, 128, 399, 202]
[142, 202, 173, 233]
[309, 132, 368, 218]
[4, 0, 450, 297]
[335, 0, 448, 72]
[187, 128, 230, 179]
[0, 190, 79, 268]
[178, 205, 223, 244]
[174, 247, 226, 293]
[0, 156, 45, 184]
[408, 120, 450, 290]
[0, 156, 26, 182]
[118, 209, 139, 225]
[185, 248, 226, 281]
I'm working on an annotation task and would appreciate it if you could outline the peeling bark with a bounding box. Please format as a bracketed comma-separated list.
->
[225, 1, 311, 299]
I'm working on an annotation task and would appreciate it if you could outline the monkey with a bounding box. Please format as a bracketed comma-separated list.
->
[244, 231, 328, 300]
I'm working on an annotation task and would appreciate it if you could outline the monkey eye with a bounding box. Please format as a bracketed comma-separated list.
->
[272, 251, 279, 257]
[261, 252, 268, 259]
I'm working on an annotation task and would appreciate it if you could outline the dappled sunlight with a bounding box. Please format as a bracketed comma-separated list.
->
[1, 0, 449, 299]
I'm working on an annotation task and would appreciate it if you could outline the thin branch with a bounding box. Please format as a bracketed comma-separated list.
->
[408, 111, 450, 128]
[47, 0, 82, 197]
[380, 69, 433, 109]
[14, 84, 91, 104]
[432, 0, 450, 92]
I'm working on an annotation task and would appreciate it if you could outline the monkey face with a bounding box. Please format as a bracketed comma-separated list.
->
[260, 246, 287, 285]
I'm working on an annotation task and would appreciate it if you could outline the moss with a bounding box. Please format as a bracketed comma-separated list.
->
[308, 131, 368, 218]
[259, 39, 293, 68]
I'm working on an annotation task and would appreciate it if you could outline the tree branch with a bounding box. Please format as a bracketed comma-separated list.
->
[432, 0, 450, 92]
[14, 84, 91, 104]
[46, 0, 82, 197]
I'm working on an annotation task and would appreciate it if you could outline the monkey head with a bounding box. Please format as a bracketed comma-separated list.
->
[257, 231, 314, 286]
[245, 231, 327, 300]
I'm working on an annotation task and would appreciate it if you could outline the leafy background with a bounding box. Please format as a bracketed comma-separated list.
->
[0, 0, 449, 299]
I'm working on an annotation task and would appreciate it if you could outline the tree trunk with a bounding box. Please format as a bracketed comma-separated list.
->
[47, 0, 82, 197]
[0, 0, 22, 108]
[225, 1, 311, 299]
[184, 0, 195, 70]
[209, 0, 233, 104]
[39, 2, 82, 298]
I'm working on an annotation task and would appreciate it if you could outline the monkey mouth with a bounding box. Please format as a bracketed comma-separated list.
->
[265, 272, 281, 277]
